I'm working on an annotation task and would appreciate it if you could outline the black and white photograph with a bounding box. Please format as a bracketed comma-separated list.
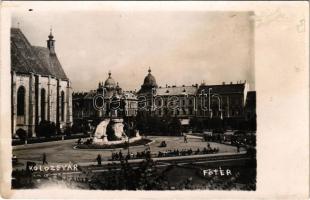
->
[0, 1, 308, 199]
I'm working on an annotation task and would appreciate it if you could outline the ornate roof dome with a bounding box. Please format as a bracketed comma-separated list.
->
[104, 71, 116, 89]
[143, 67, 158, 88]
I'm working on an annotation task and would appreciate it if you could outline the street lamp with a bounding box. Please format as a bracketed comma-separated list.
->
[124, 118, 133, 157]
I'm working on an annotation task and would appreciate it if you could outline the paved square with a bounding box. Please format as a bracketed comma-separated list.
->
[13, 135, 239, 165]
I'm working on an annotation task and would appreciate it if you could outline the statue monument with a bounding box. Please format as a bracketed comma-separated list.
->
[93, 118, 141, 145]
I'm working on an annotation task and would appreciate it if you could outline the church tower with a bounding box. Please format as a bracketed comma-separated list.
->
[47, 28, 55, 54]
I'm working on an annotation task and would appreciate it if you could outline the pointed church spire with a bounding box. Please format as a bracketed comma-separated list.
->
[47, 26, 55, 54]
[48, 26, 54, 39]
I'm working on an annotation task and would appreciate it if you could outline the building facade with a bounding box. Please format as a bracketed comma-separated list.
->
[72, 72, 138, 123]
[136, 68, 255, 130]
[11, 28, 72, 137]
[73, 68, 256, 131]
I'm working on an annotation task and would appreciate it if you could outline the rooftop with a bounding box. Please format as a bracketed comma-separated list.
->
[11, 28, 68, 80]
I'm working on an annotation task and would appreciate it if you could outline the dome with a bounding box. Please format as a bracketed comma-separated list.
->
[142, 68, 158, 88]
[104, 71, 116, 89]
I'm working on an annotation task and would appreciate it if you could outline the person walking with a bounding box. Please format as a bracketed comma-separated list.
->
[236, 143, 240, 153]
[184, 134, 188, 143]
[96, 154, 102, 165]
[77, 138, 81, 145]
[42, 153, 48, 165]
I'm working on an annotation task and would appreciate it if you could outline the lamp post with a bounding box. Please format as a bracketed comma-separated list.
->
[125, 118, 133, 157]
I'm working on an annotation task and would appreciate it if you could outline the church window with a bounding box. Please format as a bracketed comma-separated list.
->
[41, 88, 46, 121]
[17, 86, 25, 116]
[61, 91, 65, 121]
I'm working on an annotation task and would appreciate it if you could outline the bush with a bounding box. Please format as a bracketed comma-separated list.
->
[168, 117, 182, 136]
[71, 122, 89, 135]
[16, 129, 27, 141]
[77, 138, 152, 149]
[64, 125, 72, 136]
[27, 136, 61, 144]
[64, 134, 88, 140]
[35, 120, 57, 138]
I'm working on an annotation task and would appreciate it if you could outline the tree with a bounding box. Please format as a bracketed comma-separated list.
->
[136, 113, 148, 134]
[169, 117, 182, 136]
[35, 120, 57, 138]
[16, 128, 27, 141]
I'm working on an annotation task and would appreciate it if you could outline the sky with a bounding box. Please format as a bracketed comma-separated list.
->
[12, 10, 255, 92]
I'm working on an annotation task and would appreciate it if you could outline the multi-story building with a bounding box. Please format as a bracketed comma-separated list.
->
[72, 72, 138, 123]
[11, 28, 72, 137]
[136, 68, 255, 130]
[73, 68, 256, 130]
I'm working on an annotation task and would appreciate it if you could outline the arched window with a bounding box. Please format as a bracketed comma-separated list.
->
[17, 86, 25, 116]
[61, 91, 65, 121]
[41, 88, 46, 121]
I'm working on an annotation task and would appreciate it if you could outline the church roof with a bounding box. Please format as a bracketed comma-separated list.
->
[32, 46, 68, 80]
[11, 28, 68, 80]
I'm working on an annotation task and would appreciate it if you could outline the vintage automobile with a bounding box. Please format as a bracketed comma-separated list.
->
[159, 140, 167, 147]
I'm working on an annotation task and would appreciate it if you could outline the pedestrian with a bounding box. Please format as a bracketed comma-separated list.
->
[184, 135, 188, 143]
[207, 143, 211, 149]
[119, 151, 123, 160]
[77, 138, 81, 145]
[42, 153, 48, 165]
[96, 154, 102, 165]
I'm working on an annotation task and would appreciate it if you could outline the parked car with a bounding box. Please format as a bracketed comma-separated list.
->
[159, 141, 167, 147]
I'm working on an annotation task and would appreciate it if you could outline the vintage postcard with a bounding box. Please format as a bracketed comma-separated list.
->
[0, 1, 308, 199]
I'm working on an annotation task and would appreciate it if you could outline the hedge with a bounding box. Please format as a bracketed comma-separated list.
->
[76, 138, 152, 149]
[12, 134, 89, 146]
